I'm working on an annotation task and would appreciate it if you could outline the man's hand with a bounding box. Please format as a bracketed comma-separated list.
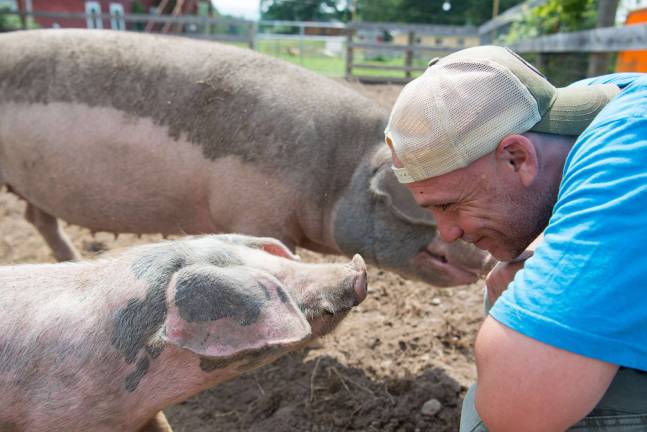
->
[485, 249, 533, 304]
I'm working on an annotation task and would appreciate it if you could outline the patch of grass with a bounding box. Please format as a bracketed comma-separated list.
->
[213, 38, 436, 79]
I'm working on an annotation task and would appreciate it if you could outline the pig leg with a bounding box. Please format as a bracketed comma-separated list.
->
[138, 412, 173, 432]
[24, 201, 81, 261]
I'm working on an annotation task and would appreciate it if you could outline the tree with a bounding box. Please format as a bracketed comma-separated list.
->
[503, 0, 598, 42]
[502, 0, 604, 86]
[260, 0, 351, 22]
[0, 5, 39, 32]
[355, 0, 526, 25]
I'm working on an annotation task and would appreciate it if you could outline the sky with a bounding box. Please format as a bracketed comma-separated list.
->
[211, 0, 260, 20]
[617, 0, 647, 24]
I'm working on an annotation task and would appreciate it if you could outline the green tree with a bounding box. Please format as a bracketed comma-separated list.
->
[131, 0, 147, 31]
[0, 6, 39, 32]
[260, 0, 351, 22]
[355, 0, 526, 25]
[502, 0, 601, 86]
[503, 0, 597, 42]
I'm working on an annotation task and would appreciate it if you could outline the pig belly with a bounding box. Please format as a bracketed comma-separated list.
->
[0, 102, 218, 234]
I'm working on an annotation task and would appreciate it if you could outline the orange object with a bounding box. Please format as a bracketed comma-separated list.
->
[616, 8, 647, 72]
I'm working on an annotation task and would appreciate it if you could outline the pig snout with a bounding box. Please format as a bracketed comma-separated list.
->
[290, 254, 368, 337]
[350, 254, 368, 305]
[413, 237, 495, 287]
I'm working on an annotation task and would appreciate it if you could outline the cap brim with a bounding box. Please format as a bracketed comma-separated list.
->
[531, 83, 620, 136]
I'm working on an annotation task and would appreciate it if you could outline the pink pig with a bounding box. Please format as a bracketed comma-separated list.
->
[0, 234, 367, 431]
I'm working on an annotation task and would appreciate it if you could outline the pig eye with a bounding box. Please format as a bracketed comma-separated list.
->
[435, 203, 452, 212]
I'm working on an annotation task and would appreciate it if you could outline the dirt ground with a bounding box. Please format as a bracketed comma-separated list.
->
[0, 81, 486, 432]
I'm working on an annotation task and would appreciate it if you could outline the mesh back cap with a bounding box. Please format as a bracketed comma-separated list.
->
[385, 45, 620, 183]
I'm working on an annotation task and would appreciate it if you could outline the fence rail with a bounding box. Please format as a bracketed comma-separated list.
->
[344, 21, 479, 83]
[2, 3, 647, 84]
[346, 42, 456, 53]
[511, 22, 647, 52]
[9, 10, 251, 25]
[347, 21, 477, 35]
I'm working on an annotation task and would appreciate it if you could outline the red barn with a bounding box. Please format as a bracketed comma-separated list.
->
[23, 0, 202, 30]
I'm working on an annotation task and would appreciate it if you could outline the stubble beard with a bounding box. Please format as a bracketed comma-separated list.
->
[496, 186, 556, 261]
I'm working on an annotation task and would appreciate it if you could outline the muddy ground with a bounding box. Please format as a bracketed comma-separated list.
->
[0, 81, 486, 432]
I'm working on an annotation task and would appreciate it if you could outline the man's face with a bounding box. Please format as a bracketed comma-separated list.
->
[397, 152, 549, 261]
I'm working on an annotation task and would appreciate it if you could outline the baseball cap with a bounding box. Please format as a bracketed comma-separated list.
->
[385, 45, 621, 183]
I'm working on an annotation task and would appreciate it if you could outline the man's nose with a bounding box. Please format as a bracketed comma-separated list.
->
[434, 211, 463, 243]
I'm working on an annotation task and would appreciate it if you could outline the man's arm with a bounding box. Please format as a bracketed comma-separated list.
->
[475, 317, 618, 432]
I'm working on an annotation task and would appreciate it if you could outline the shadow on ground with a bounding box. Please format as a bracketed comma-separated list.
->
[166, 350, 464, 432]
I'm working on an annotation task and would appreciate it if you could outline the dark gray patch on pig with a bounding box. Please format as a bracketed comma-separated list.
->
[0, 30, 388, 189]
[111, 294, 166, 364]
[206, 248, 243, 268]
[174, 269, 264, 325]
[112, 249, 185, 363]
[0, 342, 15, 373]
[260, 282, 271, 300]
[131, 248, 187, 285]
[276, 286, 289, 304]
[125, 356, 150, 392]
[209, 253, 241, 267]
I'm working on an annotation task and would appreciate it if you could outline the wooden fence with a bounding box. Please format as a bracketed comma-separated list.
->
[479, 0, 647, 85]
[344, 21, 479, 84]
[2, 0, 647, 84]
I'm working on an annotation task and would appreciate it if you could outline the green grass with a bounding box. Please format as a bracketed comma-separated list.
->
[254, 39, 345, 76]
[217, 38, 434, 79]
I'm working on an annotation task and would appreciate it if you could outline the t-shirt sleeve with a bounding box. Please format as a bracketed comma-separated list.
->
[490, 91, 647, 370]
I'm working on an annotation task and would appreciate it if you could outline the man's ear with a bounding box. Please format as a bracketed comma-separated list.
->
[162, 264, 311, 359]
[496, 134, 538, 187]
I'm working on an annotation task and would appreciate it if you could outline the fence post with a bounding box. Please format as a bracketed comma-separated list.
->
[299, 23, 305, 65]
[405, 30, 415, 79]
[17, 0, 27, 29]
[587, 0, 619, 77]
[201, 15, 208, 36]
[248, 22, 256, 50]
[345, 25, 354, 80]
[536, 52, 546, 74]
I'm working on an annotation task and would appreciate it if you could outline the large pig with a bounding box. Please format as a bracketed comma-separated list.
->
[0, 29, 493, 286]
[0, 234, 368, 431]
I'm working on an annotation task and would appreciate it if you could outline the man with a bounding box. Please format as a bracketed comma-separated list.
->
[385, 45, 647, 431]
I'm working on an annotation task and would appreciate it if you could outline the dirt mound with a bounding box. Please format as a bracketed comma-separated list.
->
[167, 354, 463, 432]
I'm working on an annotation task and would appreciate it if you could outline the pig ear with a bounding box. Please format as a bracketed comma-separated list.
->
[250, 237, 300, 260]
[369, 165, 437, 227]
[221, 235, 300, 260]
[162, 264, 311, 359]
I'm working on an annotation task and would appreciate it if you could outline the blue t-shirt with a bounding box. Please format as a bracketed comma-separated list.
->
[490, 73, 647, 371]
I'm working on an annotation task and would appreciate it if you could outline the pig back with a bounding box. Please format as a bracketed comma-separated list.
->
[0, 29, 389, 197]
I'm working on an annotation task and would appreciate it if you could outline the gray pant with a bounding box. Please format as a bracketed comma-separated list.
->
[460, 368, 647, 431]
[461, 291, 647, 431]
